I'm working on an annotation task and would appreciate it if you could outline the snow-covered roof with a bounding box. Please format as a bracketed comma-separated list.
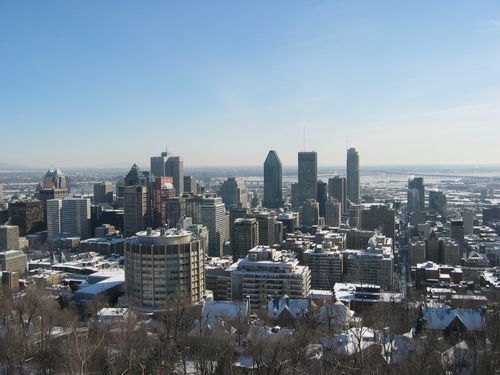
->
[425, 306, 485, 331]
[201, 300, 248, 321]
[319, 301, 354, 326]
[246, 325, 294, 343]
[321, 327, 376, 356]
[381, 332, 420, 365]
[267, 296, 310, 319]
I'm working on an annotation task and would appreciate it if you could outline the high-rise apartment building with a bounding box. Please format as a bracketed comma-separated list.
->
[253, 211, 275, 246]
[298, 151, 317, 204]
[231, 246, 311, 310]
[232, 218, 259, 261]
[93, 182, 114, 205]
[408, 177, 425, 213]
[301, 199, 319, 227]
[124, 228, 205, 310]
[328, 176, 347, 214]
[0, 226, 19, 250]
[360, 205, 396, 241]
[325, 197, 341, 227]
[263, 150, 283, 209]
[346, 148, 360, 204]
[303, 248, 343, 290]
[200, 195, 227, 257]
[0, 250, 27, 275]
[166, 156, 184, 196]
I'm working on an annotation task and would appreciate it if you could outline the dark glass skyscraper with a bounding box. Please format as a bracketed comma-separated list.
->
[408, 177, 425, 213]
[346, 148, 360, 204]
[263, 150, 282, 208]
[298, 151, 317, 204]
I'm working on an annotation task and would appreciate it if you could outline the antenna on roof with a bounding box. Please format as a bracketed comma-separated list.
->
[303, 126, 306, 151]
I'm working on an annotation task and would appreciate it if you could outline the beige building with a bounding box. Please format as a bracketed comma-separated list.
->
[0, 250, 27, 275]
[303, 246, 343, 290]
[0, 225, 19, 250]
[124, 228, 205, 310]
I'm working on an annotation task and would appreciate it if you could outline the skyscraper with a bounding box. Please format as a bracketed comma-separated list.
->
[316, 180, 327, 218]
[346, 148, 360, 204]
[301, 199, 319, 227]
[429, 190, 447, 217]
[36, 168, 69, 228]
[200, 195, 227, 257]
[150, 149, 169, 177]
[124, 185, 148, 237]
[166, 156, 184, 196]
[60, 198, 91, 239]
[263, 150, 283, 209]
[408, 177, 425, 213]
[298, 151, 317, 204]
[46, 199, 63, 239]
[328, 176, 347, 214]
[220, 177, 248, 209]
[93, 182, 114, 205]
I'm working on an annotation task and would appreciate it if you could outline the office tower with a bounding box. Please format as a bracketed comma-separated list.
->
[220, 177, 248, 209]
[0, 184, 3, 201]
[124, 185, 148, 237]
[301, 199, 319, 227]
[429, 190, 447, 217]
[93, 182, 114, 205]
[166, 196, 186, 228]
[186, 194, 204, 224]
[8, 201, 44, 235]
[231, 246, 311, 310]
[0, 250, 27, 274]
[46, 199, 63, 239]
[298, 151, 317, 204]
[263, 150, 283, 209]
[291, 183, 300, 208]
[124, 164, 149, 187]
[166, 156, 184, 196]
[303, 248, 343, 290]
[450, 220, 465, 245]
[328, 176, 347, 214]
[254, 211, 275, 246]
[462, 209, 474, 236]
[61, 198, 91, 239]
[124, 228, 205, 309]
[407, 177, 425, 213]
[348, 205, 362, 229]
[0, 225, 20, 250]
[274, 220, 284, 243]
[317, 180, 327, 218]
[200, 195, 227, 257]
[183, 176, 199, 194]
[36, 168, 69, 227]
[153, 177, 175, 228]
[91, 206, 124, 234]
[346, 148, 360, 204]
[232, 218, 259, 261]
[150, 149, 169, 177]
[361, 205, 396, 241]
[325, 197, 341, 227]
[229, 204, 250, 243]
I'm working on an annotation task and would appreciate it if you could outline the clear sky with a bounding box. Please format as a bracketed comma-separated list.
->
[1, 1, 499, 168]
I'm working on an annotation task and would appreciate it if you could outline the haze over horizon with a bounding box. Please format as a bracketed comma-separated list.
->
[1, 1, 499, 168]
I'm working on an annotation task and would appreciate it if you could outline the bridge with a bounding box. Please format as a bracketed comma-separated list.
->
[376, 171, 495, 181]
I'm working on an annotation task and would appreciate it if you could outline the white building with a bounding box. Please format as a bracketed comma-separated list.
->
[231, 246, 311, 311]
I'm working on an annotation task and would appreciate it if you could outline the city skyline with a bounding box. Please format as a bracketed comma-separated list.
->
[1, 1, 500, 168]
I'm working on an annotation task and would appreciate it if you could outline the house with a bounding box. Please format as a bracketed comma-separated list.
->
[318, 301, 354, 330]
[267, 295, 310, 324]
[321, 327, 377, 357]
[425, 305, 485, 339]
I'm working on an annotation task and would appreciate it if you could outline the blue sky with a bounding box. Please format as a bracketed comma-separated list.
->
[1, 1, 499, 168]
